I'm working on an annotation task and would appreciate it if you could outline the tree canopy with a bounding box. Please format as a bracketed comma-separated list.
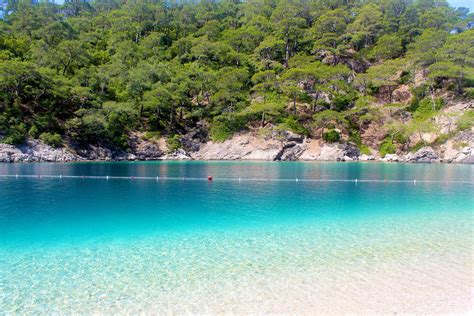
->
[0, 0, 472, 147]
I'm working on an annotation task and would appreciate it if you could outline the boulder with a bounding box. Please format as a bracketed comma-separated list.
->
[406, 147, 439, 163]
[275, 143, 296, 161]
[161, 149, 191, 160]
[304, 142, 360, 161]
[383, 154, 401, 162]
[459, 154, 474, 164]
[392, 85, 413, 104]
[359, 154, 375, 161]
[282, 130, 304, 143]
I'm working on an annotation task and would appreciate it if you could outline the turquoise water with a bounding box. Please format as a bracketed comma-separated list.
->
[0, 162, 473, 313]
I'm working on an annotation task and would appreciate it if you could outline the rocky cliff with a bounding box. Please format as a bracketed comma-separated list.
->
[1, 128, 473, 164]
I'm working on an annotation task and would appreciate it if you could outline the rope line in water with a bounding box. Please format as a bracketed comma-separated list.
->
[0, 174, 472, 184]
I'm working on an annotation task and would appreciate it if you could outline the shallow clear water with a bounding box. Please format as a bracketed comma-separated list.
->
[0, 162, 473, 313]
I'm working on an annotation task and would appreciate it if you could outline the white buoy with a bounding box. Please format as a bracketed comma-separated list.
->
[60, 174, 62, 179]
[239, 177, 241, 183]
[414, 179, 416, 185]
[106, 176, 109, 180]
[15, 174, 18, 179]
[296, 178, 299, 182]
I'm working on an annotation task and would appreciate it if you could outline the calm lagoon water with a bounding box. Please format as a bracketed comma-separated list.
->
[0, 162, 473, 313]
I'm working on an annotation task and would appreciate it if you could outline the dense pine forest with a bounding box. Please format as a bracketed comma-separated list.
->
[0, 0, 473, 158]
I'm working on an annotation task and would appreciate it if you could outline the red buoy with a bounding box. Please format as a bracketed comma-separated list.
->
[207, 176, 213, 181]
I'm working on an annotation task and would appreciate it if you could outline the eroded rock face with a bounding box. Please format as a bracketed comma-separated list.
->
[1, 127, 473, 164]
[434, 115, 458, 135]
[161, 149, 191, 160]
[191, 134, 282, 160]
[0, 140, 79, 163]
[406, 147, 439, 163]
[392, 85, 413, 104]
[439, 130, 473, 163]
[299, 141, 359, 161]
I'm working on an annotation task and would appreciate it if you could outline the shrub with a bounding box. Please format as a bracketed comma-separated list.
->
[278, 116, 308, 136]
[210, 121, 233, 142]
[379, 139, 396, 157]
[166, 134, 181, 153]
[143, 131, 161, 141]
[359, 144, 372, 155]
[323, 129, 340, 143]
[433, 133, 450, 145]
[2, 124, 27, 145]
[454, 141, 468, 150]
[465, 88, 474, 99]
[28, 125, 40, 138]
[410, 141, 424, 153]
[413, 97, 443, 120]
[457, 111, 474, 131]
[210, 113, 246, 142]
[39, 132, 62, 148]
[332, 94, 353, 111]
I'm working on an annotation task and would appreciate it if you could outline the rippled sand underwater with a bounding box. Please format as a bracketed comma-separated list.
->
[0, 162, 473, 313]
[2, 209, 472, 314]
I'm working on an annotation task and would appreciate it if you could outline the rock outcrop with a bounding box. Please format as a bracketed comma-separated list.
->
[359, 154, 375, 161]
[191, 134, 282, 160]
[439, 130, 474, 163]
[161, 149, 192, 160]
[1, 128, 473, 164]
[406, 147, 439, 163]
[382, 154, 403, 162]
[0, 140, 79, 163]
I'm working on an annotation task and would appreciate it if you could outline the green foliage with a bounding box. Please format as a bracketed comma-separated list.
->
[368, 34, 403, 61]
[39, 132, 62, 148]
[410, 141, 425, 153]
[429, 30, 474, 94]
[142, 131, 161, 141]
[28, 125, 39, 138]
[413, 97, 443, 120]
[0, 0, 469, 150]
[457, 111, 474, 131]
[359, 144, 372, 155]
[278, 116, 308, 136]
[379, 139, 397, 157]
[407, 29, 448, 68]
[433, 133, 451, 145]
[166, 134, 182, 153]
[465, 88, 474, 99]
[210, 113, 247, 142]
[2, 124, 27, 145]
[323, 129, 340, 143]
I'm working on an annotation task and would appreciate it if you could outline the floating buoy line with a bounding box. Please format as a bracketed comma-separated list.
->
[0, 174, 472, 184]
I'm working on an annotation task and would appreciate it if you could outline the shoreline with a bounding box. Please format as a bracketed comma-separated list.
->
[1, 133, 473, 164]
[1, 158, 473, 164]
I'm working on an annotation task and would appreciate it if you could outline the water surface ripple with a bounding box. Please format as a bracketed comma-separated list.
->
[0, 162, 473, 313]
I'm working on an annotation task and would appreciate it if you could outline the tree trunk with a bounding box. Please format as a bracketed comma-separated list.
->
[293, 93, 297, 114]
[430, 85, 436, 111]
[418, 131, 426, 146]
